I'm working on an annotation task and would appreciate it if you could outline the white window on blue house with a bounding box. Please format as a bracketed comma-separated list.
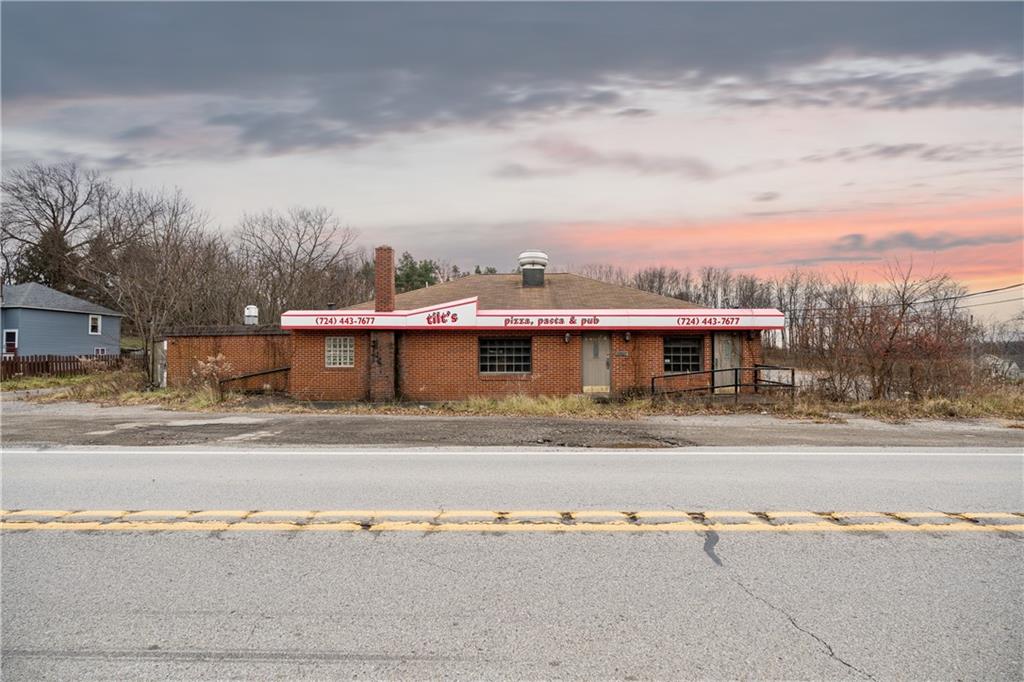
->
[3, 329, 17, 355]
[94, 347, 107, 356]
[89, 315, 102, 335]
[325, 336, 355, 368]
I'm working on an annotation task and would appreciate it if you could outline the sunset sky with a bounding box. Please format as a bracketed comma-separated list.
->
[3, 2, 1022, 317]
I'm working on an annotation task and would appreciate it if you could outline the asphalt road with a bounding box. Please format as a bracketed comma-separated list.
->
[2, 447, 1022, 680]
[3, 398, 1023, 448]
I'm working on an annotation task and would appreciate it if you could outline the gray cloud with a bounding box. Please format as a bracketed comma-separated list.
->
[615, 108, 655, 118]
[834, 230, 1022, 253]
[3, 3, 1021, 159]
[802, 142, 1022, 164]
[114, 125, 163, 141]
[529, 137, 715, 179]
[753, 192, 780, 202]
[206, 111, 362, 154]
[716, 68, 1024, 111]
[491, 163, 569, 180]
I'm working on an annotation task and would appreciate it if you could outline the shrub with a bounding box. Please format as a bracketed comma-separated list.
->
[191, 353, 235, 402]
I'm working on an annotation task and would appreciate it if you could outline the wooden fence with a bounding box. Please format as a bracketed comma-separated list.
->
[0, 354, 143, 381]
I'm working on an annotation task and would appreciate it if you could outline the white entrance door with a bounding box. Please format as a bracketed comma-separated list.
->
[582, 333, 611, 394]
[713, 333, 742, 393]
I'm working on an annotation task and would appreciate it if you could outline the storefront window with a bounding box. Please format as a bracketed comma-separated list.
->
[663, 336, 701, 373]
[479, 338, 531, 373]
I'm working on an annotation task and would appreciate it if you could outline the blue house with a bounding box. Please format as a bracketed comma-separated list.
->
[1, 283, 123, 357]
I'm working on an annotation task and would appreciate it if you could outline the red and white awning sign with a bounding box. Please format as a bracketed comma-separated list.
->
[282, 298, 784, 331]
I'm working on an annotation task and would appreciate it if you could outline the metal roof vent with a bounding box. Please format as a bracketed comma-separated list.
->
[518, 251, 549, 287]
[243, 305, 259, 325]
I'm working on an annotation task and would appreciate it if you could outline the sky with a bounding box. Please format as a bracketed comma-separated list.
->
[3, 2, 1022, 317]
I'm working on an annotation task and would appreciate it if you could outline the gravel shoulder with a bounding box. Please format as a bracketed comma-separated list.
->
[2, 396, 1021, 448]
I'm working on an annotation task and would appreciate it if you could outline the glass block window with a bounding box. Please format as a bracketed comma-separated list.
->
[663, 336, 702, 373]
[479, 338, 532, 374]
[325, 336, 355, 368]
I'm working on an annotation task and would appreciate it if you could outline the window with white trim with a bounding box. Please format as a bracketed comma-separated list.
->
[325, 336, 355, 368]
[94, 347, 107, 356]
[88, 315, 102, 335]
[3, 329, 17, 354]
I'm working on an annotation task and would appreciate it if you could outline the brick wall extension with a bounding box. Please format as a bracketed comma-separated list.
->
[166, 333, 291, 391]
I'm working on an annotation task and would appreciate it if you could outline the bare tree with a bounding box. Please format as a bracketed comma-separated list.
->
[1, 162, 117, 292]
[82, 189, 212, 380]
[633, 266, 681, 297]
[234, 207, 360, 320]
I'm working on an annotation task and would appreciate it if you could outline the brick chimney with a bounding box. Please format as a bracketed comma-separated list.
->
[374, 245, 395, 312]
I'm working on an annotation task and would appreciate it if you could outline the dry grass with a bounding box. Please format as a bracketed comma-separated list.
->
[23, 371, 1024, 423]
[32, 370, 149, 404]
[1, 374, 99, 391]
[842, 386, 1024, 422]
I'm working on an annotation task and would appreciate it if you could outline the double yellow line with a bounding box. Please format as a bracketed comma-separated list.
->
[2, 510, 1021, 533]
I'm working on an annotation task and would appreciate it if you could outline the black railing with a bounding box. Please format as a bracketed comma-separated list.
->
[219, 365, 291, 390]
[651, 364, 796, 402]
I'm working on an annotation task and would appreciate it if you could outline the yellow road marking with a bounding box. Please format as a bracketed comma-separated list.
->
[1, 509, 1021, 533]
[122, 510, 192, 519]
[3, 509, 72, 519]
[961, 512, 1021, 519]
[2, 520, 1022, 533]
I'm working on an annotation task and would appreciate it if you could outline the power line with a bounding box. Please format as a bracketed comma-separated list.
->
[955, 282, 1024, 298]
[958, 297, 1024, 309]
[787, 282, 1022, 313]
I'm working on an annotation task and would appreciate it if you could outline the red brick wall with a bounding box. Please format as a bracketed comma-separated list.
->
[612, 332, 714, 397]
[398, 331, 582, 401]
[285, 328, 764, 402]
[369, 331, 396, 401]
[166, 334, 291, 391]
[740, 330, 764, 393]
[289, 331, 371, 401]
[374, 246, 395, 313]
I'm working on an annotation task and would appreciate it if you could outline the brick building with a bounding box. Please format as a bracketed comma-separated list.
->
[280, 247, 784, 402]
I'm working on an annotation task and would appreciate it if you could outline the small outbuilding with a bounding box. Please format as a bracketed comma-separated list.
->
[280, 247, 784, 401]
[1, 282, 122, 358]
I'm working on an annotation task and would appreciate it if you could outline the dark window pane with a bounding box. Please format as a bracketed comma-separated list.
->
[663, 337, 702, 373]
[479, 338, 532, 373]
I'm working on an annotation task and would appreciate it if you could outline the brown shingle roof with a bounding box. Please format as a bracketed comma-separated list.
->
[351, 273, 697, 310]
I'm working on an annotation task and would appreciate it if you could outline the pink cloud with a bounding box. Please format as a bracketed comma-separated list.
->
[546, 195, 1023, 289]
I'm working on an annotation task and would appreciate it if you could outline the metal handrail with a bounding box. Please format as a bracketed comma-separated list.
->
[651, 365, 796, 402]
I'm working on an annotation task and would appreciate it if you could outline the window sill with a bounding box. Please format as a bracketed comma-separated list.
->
[479, 373, 532, 381]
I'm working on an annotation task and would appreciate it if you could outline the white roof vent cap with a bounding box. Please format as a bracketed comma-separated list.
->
[518, 251, 549, 269]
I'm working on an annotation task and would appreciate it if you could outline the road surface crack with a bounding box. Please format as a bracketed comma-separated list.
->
[728, 575, 874, 680]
